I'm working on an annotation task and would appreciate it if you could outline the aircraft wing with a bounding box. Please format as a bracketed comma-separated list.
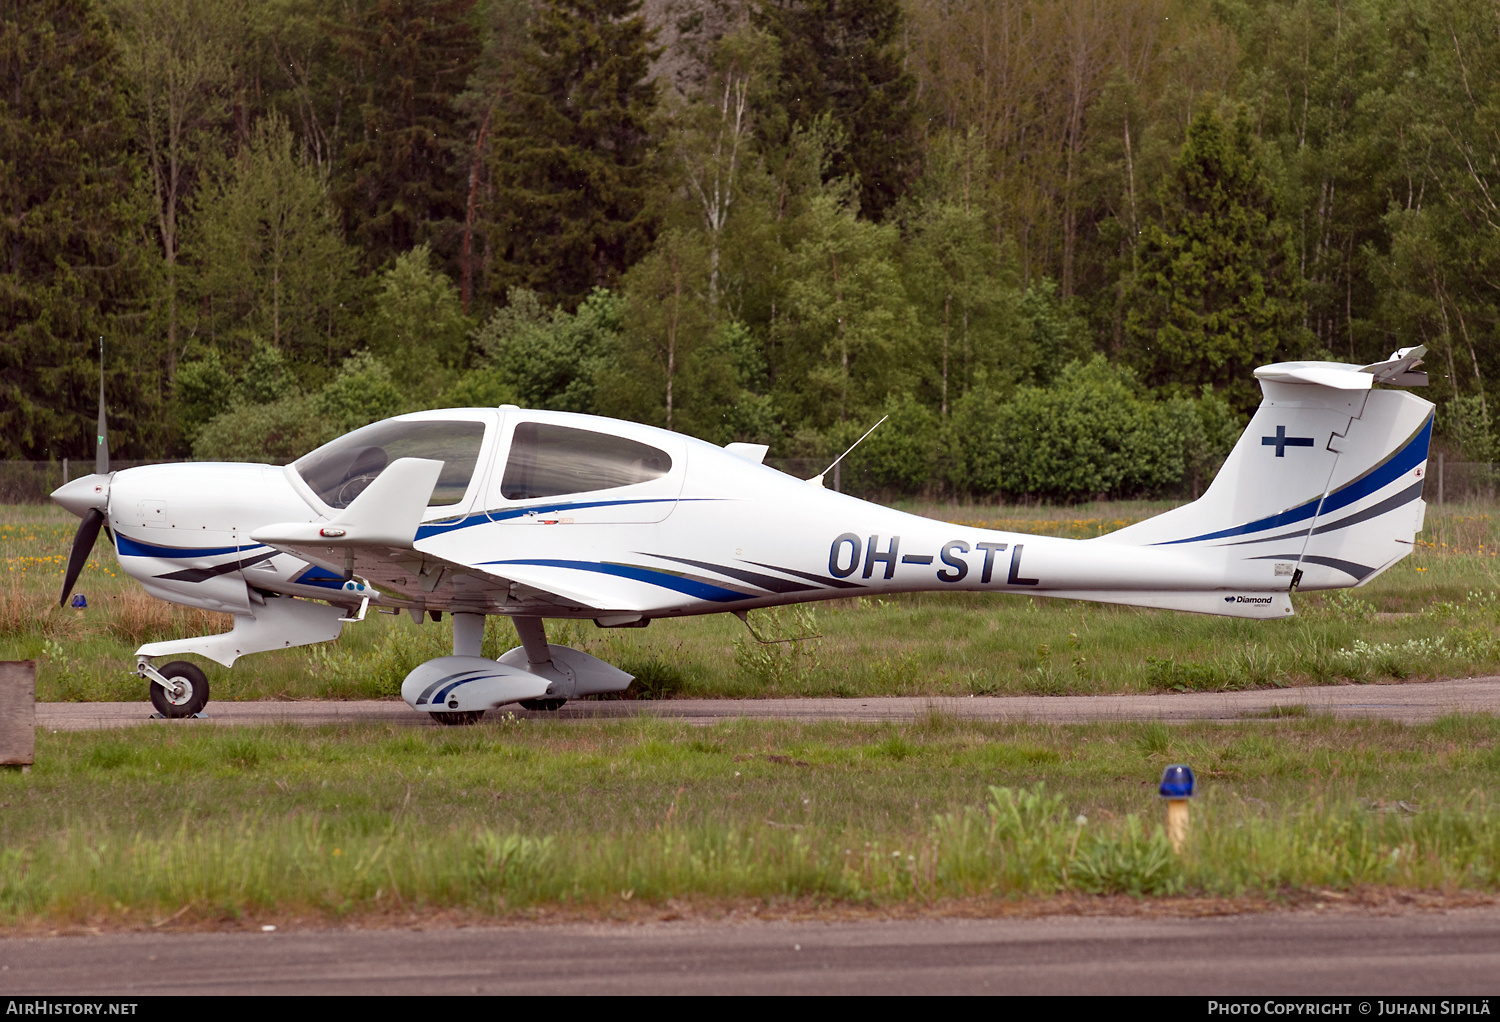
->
[247, 457, 633, 615]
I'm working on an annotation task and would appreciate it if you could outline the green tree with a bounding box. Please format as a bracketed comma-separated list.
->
[187, 114, 362, 364]
[315, 351, 406, 429]
[846, 392, 941, 493]
[1123, 108, 1305, 412]
[172, 347, 236, 443]
[614, 230, 711, 431]
[672, 26, 779, 309]
[0, 0, 158, 459]
[773, 190, 914, 429]
[368, 243, 473, 397]
[900, 132, 1018, 415]
[486, 0, 660, 308]
[109, 0, 238, 380]
[1441, 395, 1495, 462]
[331, 0, 480, 270]
[754, 0, 917, 219]
[1014, 279, 1091, 387]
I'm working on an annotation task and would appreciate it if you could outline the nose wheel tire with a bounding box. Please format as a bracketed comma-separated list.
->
[149, 660, 209, 718]
[431, 710, 486, 726]
[519, 698, 567, 712]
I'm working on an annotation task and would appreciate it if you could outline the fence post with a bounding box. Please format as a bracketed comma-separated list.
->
[0, 661, 35, 773]
[62, 457, 68, 485]
[1438, 452, 1444, 506]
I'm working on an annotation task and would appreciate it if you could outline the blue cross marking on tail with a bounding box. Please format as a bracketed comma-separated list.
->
[1263, 425, 1315, 457]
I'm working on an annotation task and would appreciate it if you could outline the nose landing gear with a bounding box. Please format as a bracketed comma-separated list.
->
[137, 657, 210, 718]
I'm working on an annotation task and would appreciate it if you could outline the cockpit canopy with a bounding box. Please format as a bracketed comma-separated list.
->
[293, 418, 486, 508]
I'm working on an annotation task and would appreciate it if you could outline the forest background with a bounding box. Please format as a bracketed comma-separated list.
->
[6, 0, 1500, 502]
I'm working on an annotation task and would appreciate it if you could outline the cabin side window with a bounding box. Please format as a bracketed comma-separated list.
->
[500, 422, 672, 500]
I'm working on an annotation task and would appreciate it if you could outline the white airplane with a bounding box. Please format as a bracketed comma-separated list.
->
[52, 348, 1433, 723]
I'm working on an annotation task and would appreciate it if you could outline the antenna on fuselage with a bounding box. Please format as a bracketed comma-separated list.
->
[806, 414, 888, 489]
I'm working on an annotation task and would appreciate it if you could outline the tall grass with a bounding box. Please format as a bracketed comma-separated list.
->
[0, 716, 1497, 923]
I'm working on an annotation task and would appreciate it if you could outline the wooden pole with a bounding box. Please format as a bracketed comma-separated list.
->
[1166, 799, 1189, 853]
[0, 661, 35, 772]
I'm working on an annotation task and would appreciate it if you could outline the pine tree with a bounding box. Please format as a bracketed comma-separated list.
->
[368, 242, 472, 398]
[486, 0, 660, 309]
[187, 115, 361, 366]
[754, 0, 917, 220]
[0, 0, 156, 459]
[331, 0, 480, 270]
[1124, 108, 1305, 412]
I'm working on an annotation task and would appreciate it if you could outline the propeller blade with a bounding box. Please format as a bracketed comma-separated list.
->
[59, 507, 104, 608]
[95, 337, 108, 475]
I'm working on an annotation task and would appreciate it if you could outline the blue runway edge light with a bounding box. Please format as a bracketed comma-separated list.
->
[69, 593, 87, 609]
[1159, 764, 1196, 798]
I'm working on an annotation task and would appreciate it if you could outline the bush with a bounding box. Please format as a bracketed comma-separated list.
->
[1442, 394, 1495, 462]
[191, 393, 335, 463]
[946, 383, 1006, 495]
[995, 357, 1190, 502]
[192, 351, 407, 462]
[852, 393, 942, 492]
[173, 349, 236, 444]
[474, 287, 621, 412]
[316, 351, 404, 431]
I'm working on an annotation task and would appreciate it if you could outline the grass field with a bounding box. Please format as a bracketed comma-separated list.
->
[0, 715, 1496, 926]
[5, 500, 1500, 702]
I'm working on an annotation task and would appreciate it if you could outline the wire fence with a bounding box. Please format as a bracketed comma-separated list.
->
[1431, 456, 1499, 505]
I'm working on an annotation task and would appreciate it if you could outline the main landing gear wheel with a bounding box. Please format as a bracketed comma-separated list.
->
[149, 660, 209, 718]
[431, 710, 486, 726]
[519, 698, 567, 712]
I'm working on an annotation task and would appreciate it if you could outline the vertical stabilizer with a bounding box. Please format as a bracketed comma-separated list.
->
[1100, 357, 1433, 591]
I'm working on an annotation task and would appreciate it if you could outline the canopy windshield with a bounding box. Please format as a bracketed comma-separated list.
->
[294, 419, 486, 508]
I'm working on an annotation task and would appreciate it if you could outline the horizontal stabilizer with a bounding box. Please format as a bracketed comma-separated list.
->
[1254, 346, 1428, 391]
[1043, 590, 1295, 619]
[1361, 345, 1429, 386]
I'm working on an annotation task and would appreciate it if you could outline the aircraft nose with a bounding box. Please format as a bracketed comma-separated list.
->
[51, 473, 111, 519]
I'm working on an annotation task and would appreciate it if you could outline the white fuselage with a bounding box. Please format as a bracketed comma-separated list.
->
[99, 407, 1324, 624]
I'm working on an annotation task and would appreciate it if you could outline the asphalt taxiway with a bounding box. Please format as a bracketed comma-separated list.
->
[2, 908, 1498, 995]
[32, 676, 1500, 730]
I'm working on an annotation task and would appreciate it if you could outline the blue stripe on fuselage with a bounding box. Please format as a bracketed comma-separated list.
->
[115, 535, 265, 559]
[484, 558, 748, 603]
[292, 565, 347, 590]
[1154, 414, 1432, 546]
